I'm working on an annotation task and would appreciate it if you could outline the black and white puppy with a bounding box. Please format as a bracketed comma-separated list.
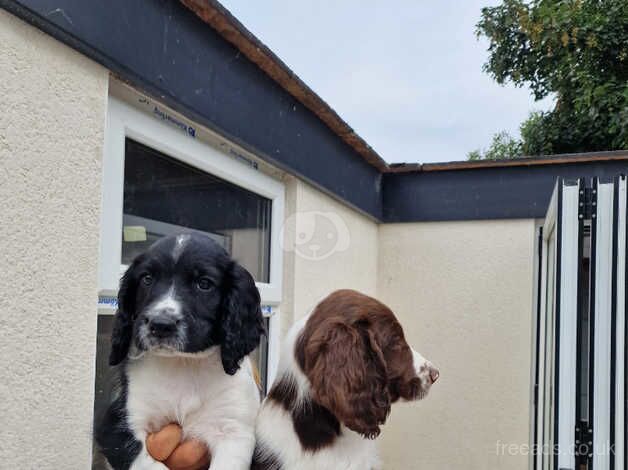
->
[96, 233, 264, 470]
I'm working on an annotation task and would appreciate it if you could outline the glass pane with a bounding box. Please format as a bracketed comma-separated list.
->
[578, 225, 591, 423]
[122, 138, 272, 282]
[543, 232, 556, 470]
[92, 315, 116, 470]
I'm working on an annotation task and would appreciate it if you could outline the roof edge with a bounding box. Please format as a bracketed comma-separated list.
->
[180, 0, 390, 172]
[387, 149, 628, 173]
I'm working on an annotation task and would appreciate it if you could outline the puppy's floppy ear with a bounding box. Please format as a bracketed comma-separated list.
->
[219, 261, 264, 375]
[109, 264, 137, 366]
[299, 321, 391, 439]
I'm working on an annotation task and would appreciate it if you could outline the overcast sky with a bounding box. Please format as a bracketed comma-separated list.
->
[220, 0, 554, 163]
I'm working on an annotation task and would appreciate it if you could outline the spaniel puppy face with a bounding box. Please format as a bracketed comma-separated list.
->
[296, 290, 439, 439]
[109, 233, 264, 375]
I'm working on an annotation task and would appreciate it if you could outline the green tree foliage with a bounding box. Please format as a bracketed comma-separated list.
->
[468, 131, 522, 160]
[468, 0, 628, 160]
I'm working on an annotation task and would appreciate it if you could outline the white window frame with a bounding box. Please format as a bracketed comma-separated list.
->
[534, 179, 580, 470]
[592, 180, 615, 470]
[555, 180, 580, 470]
[98, 94, 284, 385]
[614, 176, 626, 470]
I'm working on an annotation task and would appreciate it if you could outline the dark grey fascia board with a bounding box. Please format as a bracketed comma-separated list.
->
[1, 0, 383, 220]
[383, 161, 628, 222]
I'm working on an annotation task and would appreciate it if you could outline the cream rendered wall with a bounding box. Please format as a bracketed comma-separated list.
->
[377, 220, 537, 470]
[280, 177, 379, 334]
[0, 11, 108, 469]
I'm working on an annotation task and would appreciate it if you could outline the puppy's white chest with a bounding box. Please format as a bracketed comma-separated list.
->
[125, 353, 259, 444]
[126, 354, 219, 433]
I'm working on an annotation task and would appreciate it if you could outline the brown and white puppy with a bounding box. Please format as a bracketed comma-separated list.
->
[253, 289, 439, 470]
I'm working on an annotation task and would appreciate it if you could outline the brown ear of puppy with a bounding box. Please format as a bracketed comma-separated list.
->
[299, 321, 391, 439]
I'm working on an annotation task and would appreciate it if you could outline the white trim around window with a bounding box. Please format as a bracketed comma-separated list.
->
[98, 93, 284, 385]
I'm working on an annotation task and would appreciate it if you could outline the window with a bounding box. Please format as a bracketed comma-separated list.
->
[121, 138, 272, 282]
[93, 92, 284, 467]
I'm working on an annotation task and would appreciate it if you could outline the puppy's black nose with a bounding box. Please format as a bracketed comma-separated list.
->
[149, 317, 178, 338]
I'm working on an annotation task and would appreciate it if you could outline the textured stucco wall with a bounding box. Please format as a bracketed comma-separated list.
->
[280, 177, 378, 333]
[0, 10, 108, 469]
[377, 220, 536, 470]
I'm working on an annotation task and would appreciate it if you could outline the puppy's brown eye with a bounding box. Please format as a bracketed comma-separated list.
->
[141, 274, 153, 286]
[197, 277, 213, 291]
